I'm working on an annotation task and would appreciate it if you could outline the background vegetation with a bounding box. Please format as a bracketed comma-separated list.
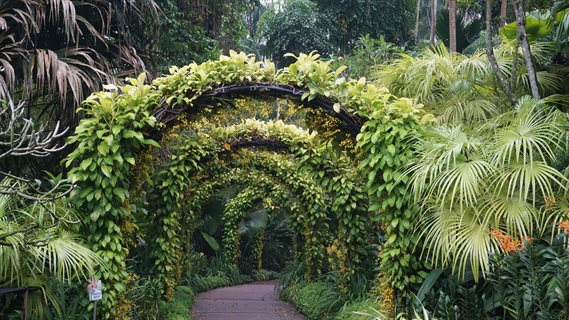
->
[1, 0, 568, 319]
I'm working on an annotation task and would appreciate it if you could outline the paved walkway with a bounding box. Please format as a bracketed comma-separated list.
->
[191, 280, 304, 320]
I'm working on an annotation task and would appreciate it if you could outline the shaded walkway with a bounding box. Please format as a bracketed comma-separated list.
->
[192, 280, 304, 320]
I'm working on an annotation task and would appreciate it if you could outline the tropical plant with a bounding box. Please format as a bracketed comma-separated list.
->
[152, 0, 220, 73]
[0, 0, 159, 125]
[377, 42, 562, 124]
[256, 0, 332, 66]
[486, 241, 569, 319]
[0, 187, 101, 318]
[287, 281, 343, 320]
[406, 97, 567, 280]
[331, 35, 404, 79]
[126, 276, 164, 320]
[315, 0, 413, 52]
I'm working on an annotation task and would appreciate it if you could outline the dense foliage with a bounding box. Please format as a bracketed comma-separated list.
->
[1, 1, 569, 319]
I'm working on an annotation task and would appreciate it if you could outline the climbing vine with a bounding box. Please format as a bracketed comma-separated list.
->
[65, 51, 427, 315]
[65, 75, 159, 318]
[357, 98, 428, 295]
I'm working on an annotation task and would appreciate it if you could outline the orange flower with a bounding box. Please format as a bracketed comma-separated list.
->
[559, 221, 569, 234]
[545, 195, 556, 208]
[489, 229, 532, 253]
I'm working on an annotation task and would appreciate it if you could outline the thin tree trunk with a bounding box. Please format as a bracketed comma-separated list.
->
[415, 0, 422, 38]
[511, 22, 521, 92]
[430, 0, 438, 44]
[500, 0, 508, 25]
[486, 0, 517, 104]
[513, 0, 540, 100]
[449, 0, 457, 52]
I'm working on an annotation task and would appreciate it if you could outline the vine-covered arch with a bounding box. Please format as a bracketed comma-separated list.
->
[149, 149, 333, 291]
[149, 51, 367, 137]
[65, 51, 426, 318]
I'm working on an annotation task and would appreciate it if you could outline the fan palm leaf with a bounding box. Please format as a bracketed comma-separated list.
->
[479, 194, 536, 237]
[409, 97, 567, 280]
[493, 98, 562, 166]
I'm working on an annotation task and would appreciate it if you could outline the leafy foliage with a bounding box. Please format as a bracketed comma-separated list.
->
[487, 241, 569, 319]
[0, 190, 101, 318]
[377, 43, 562, 124]
[357, 98, 426, 292]
[407, 97, 567, 279]
[316, 0, 414, 52]
[65, 75, 159, 318]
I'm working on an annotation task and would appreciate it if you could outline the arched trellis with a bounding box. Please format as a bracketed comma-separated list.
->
[165, 165, 329, 285]
[147, 51, 369, 139]
[153, 83, 363, 136]
[65, 52, 425, 318]
[148, 147, 333, 292]
[146, 120, 372, 291]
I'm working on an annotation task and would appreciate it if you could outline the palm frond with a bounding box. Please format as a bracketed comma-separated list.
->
[25, 48, 107, 108]
[493, 98, 562, 166]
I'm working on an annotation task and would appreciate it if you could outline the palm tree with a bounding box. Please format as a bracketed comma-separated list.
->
[416, 0, 423, 38]
[376, 42, 561, 124]
[486, 0, 517, 104]
[0, 0, 159, 125]
[406, 97, 567, 279]
[513, 0, 540, 100]
[0, 184, 102, 317]
[501, 0, 509, 25]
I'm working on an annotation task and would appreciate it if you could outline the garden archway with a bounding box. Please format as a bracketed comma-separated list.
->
[65, 51, 424, 318]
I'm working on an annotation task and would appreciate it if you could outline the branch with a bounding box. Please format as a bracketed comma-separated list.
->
[0, 99, 68, 160]
[0, 171, 74, 202]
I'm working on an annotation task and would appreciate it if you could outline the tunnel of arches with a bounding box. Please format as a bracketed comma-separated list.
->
[65, 51, 424, 318]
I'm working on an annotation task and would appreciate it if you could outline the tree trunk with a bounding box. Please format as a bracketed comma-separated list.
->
[485, 0, 517, 104]
[500, 0, 508, 25]
[415, 0, 422, 38]
[449, 0, 457, 52]
[430, 0, 438, 44]
[513, 0, 540, 100]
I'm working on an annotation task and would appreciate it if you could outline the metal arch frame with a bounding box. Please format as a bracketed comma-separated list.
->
[152, 83, 363, 136]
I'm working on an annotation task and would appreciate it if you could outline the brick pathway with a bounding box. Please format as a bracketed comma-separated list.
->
[191, 280, 304, 320]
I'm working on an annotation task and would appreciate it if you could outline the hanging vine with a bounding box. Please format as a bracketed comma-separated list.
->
[64, 51, 428, 315]
[357, 98, 428, 296]
[65, 75, 159, 318]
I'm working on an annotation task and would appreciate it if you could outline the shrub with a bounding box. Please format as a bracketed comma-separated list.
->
[197, 275, 227, 292]
[291, 282, 343, 320]
[252, 269, 278, 281]
[334, 300, 382, 320]
[127, 276, 165, 319]
[158, 286, 195, 320]
[237, 274, 254, 284]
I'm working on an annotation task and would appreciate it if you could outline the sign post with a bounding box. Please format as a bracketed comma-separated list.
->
[87, 279, 102, 320]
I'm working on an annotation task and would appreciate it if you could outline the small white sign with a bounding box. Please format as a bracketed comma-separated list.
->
[87, 279, 102, 301]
